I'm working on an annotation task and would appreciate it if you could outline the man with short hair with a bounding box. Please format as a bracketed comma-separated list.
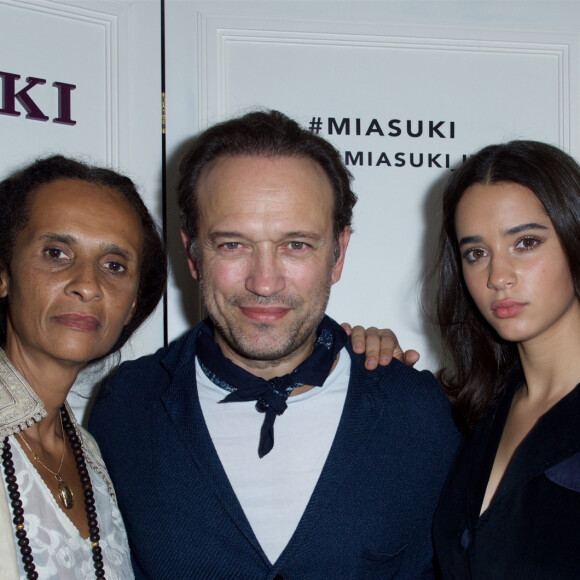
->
[89, 110, 458, 579]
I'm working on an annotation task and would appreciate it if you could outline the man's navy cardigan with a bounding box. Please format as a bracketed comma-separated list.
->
[89, 322, 459, 579]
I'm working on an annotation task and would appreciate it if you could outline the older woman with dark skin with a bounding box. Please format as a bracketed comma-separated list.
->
[0, 156, 166, 580]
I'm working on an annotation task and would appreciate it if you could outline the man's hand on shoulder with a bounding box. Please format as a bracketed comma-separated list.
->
[342, 323, 420, 370]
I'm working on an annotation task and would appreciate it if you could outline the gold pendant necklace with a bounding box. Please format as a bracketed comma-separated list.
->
[16, 412, 75, 509]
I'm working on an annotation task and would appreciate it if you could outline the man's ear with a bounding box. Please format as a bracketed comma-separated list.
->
[180, 229, 200, 281]
[331, 227, 351, 285]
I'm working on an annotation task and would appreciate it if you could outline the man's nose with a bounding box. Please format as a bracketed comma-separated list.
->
[244, 248, 285, 297]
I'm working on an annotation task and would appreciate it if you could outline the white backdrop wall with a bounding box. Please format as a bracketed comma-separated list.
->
[165, 0, 580, 371]
[0, 0, 162, 419]
[1, 1, 580, 422]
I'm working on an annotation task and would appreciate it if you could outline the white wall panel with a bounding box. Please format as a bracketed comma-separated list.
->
[165, 1, 580, 370]
[0, 0, 163, 420]
[0, 0, 121, 168]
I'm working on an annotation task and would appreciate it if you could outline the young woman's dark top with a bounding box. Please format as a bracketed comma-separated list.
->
[433, 368, 580, 579]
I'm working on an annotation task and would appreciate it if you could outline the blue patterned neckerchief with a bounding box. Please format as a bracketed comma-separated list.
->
[196, 315, 347, 457]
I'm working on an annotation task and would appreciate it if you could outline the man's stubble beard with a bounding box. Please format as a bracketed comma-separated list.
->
[198, 270, 334, 363]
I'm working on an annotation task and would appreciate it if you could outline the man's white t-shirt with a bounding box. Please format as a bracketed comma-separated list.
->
[197, 348, 350, 563]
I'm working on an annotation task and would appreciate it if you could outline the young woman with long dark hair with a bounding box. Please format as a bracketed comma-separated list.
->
[431, 140, 580, 578]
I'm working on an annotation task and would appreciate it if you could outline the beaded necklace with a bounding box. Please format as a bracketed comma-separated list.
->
[1, 405, 106, 580]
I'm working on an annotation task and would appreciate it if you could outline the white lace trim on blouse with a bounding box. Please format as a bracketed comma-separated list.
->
[6, 436, 134, 580]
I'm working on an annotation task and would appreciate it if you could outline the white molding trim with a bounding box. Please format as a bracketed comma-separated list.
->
[1, 0, 121, 164]
[197, 13, 575, 151]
